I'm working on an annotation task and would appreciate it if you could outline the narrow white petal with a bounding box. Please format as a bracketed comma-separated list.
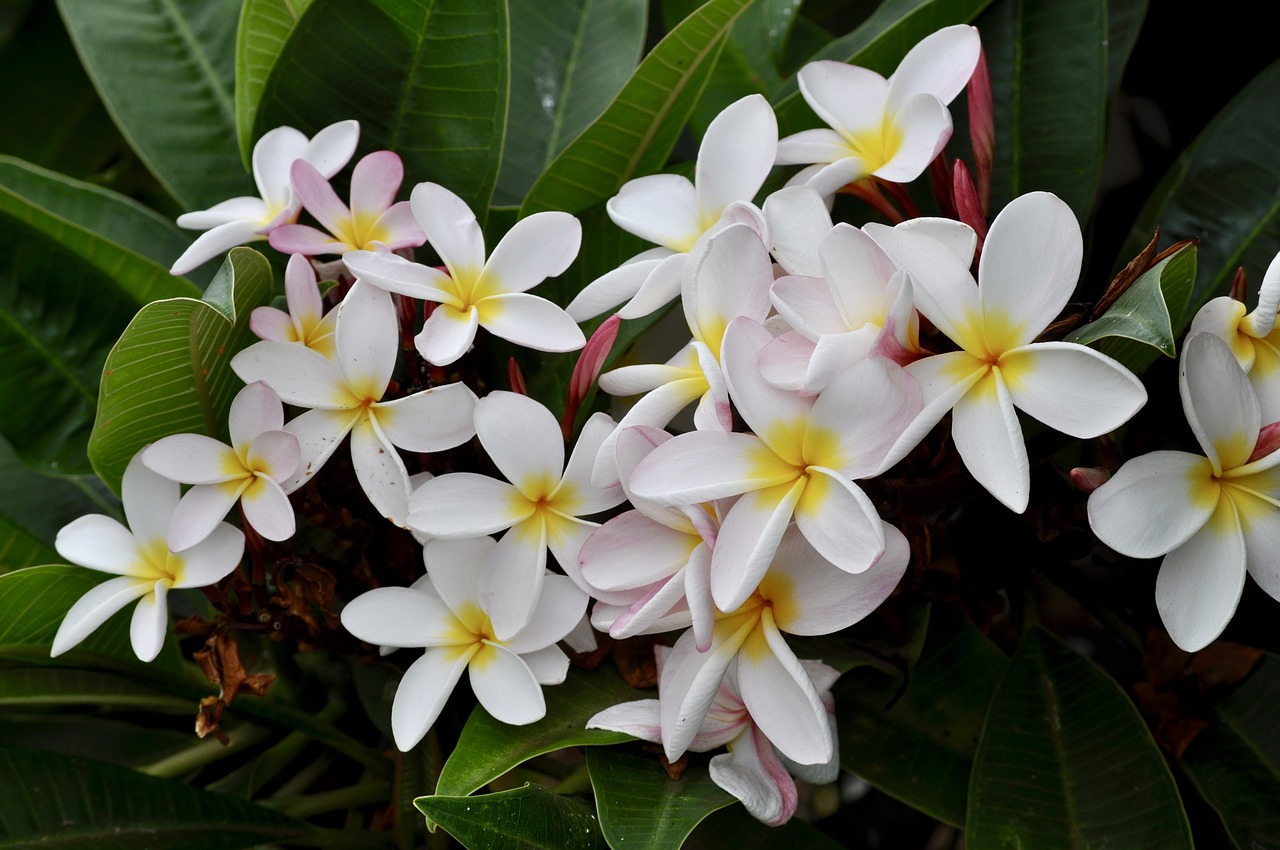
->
[628, 431, 794, 506]
[1181, 332, 1261, 472]
[480, 519, 548, 640]
[695, 94, 778, 216]
[393, 648, 473, 751]
[470, 643, 546, 725]
[170, 220, 263, 275]
[167, 482, 243, 552]
[506, 574, 588, 654]
[580, 513, 699, 592]
[1001, 342, 1147, 438]
[793, 470, 885, 573]
[555, 413, 625, 517]
[1241, 251, 1280, 338]
[763, 185, 832, 277]
[871, 94, 952, 184]
[737, 618, 832, 765]
[423, 536, 491, 614]
[877, 352, 987, 473]
[711, 480, 806, 612]
[660, 624, 749, 761]
[335, 281, 397, 400]
[302, 119, 360, 178]
[587, 699, 663, 742]
[121, 456, 180, 548]
[349, 415, 412, 527]
[51, 576, 151, 657]
[1155, 496, 1247, 652]
[375, 382, 478, 452]
[129, 582, 169, 662]
[411, 183, 487, 277]
[616, 252, 688, 320]
[409, 473, 530, 538]
[685, 224, 774, 356]
[282, 407, 360, 492]
[344, 250, 456, 303]
[951, 369, 1030, 512]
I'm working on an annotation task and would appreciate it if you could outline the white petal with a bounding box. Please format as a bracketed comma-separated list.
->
[711, 481, 805, 612]
[476, 391, 564, 494]
[375, 382, 478, 452]
[1001, 342, 1147, 438]
[871, 94, 952, 184]
[470, 643, 546, 725]
[721, 318, 812, 457]
[342, 586, 459, 647]
[129, 582, 169, 662]
[348, 416, 411, 526]
[302, 119, 360, 178]
[566, 252, 668, 322]
[411, 183, 487, 278]
[808, 355, 921, 478]
[173, 522, 245, 587]
[951, 368, 1030, 512]
[335, 280, 397, 400]
[695, 94, 778, 216]
[232, 341, 354, 408]
[709, 727, 796, 827]
[409, 473, 530, 537]
[1155, 496, 1247, 652]
[245, 430, 301, 482]
[520, 645, 571, 685]
[55, 515, 142, 575]
[282, 407, 360, 491]
[607, 173, 702, 250]
[1181, 332, 1261, 472]
[628, 431, 795, 506]
[819, 223, 898, 325]
[684, 224, 774, 355]
[480, 518, 548, 640]
[793, 470, 885, 573]
[167, 482, 243, 552]
[170, 220, 263, 276]
[506, 574, 589, 654]
[877, 352, 987, 473]
[393, 648, 473, 750]
[121, 455, 180, 548]
[51, 576, 151, 657]
[616, 252, 688, 320]
[344, 249, 456, 303]
[240, 477, 297, 542]
[484, 212, 581, 294]
[796, 61, 889, 139]
[478, 293, 585, 353]
[1241, 251, 1280, 338]
[587, 699, 663, 743]
[763, 185, 832, 277]
[737, 620, 832, 765]
[177, 196, 268, 230]
[1087, 451, 1218, 558]
[660, 625, 747, 761]
[415, 304, 480, 366]
[555, 413, 625, 517]
[886, 24, 981, 110]
[580, 513, 699, 592]
[229, 380, 286, 453]
[252, 125, 308, 208]
[423, 536, 491, 614]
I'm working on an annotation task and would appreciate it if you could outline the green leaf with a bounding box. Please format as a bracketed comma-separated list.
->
[1119, 59, 1280, 327]
[0, 518, 57, 575]
[0, 714, 197, 769]
[0, 745, 311, 849]
[1104, 0, 1147, 100]
[588, 746, 735, 849]
[0, 666, 190, 712]
[0, 436, 112, 553]
[55, 0, 251, 211]
[835, 609, 1005, 827]
[685, 803, 847, 849]
[1182, 653, 1280, 849]
[253, 0, 509, 219]
[980, 0, 1108, 218]
[416, 784, 606, 850]
[1066, 243, 1196, 370]
[435, 665, 637, 798]
[494, 0, 646, 207]
[234, 0, 315, 167]
[88, 247, 273, 494]
[966, 628, 1193, 849]
[519, 0, 756, 218]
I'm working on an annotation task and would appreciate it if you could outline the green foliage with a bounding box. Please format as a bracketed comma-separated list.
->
[234, 0, 316, 167]
[588, 746, 735, 848]
[417, 783, 607, 850]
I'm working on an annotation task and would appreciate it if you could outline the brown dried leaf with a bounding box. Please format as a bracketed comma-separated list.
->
[192, 632, 275, 741]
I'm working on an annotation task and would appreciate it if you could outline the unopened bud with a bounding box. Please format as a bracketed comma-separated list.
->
[1070, 466, 1111, 494]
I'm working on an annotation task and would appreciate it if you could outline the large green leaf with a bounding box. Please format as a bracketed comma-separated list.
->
[88, 247, 273, 494]
[966, 628, 1193, 849]
[1119, 60, 1280, 326]
[588, 746, 734, 849]
[55, 0, 250, 211]
[0, 666, 190, 713]
[435, 665, 637, 798]
[519, 0, 756, 218]
[0, 436, 111, 557]
[685, 804, 847, 849]
[416, 784, 606, 850]
[1182, 653, 1280, 849]
[980, 0, 1108, 219]
[253, 0, 508, 218]
[835, 609, 1005, 827]
[0, 518, 56, 575]
[0, 745, 310, 849]
[234, 0, 316, 167]
[494, 0, 646, 207]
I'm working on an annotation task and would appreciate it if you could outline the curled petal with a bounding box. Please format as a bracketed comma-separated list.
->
[737, 616, 832, 765]
[129, 582, 170, 663]
[416, 303, 480, 366]
[170, 220, 265, 275]
[709, 726, 797, 826]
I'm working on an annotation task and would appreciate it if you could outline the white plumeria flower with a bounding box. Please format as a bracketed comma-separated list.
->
[588, 650, 840, 827]
[269, 151, 425, 256]
[140, 381, 300, 550]
[1188, 251, 1280, 421]
[629, 317, 918, 612]
[1089, 333, 1280, 651]
[249, 254, 339, 359]
[231, 280, 478, 526]
[341, 536, 586, 750]
[52, 455, 245, 662]
[409, 392, 624, 639]
[170, 120, 360, 274]
[341, 182, 584, 366]
[776, 25, 980, 196]
[566, 94, 778, 322]
[865, 191, 1148, 513]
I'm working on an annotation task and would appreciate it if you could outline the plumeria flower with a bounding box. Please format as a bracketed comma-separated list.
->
[588, 649, 840, 826]
[629, 317, 918, 612]
[1089, 332, 1280, 651]
[566, 94, 778, 322]
[1188, 250, 1280, 421]
[52, 455, 245, 662]
[269, 151, 424, 256]
[231, 280, 478, 526]
[342, 182, 584, 366]
[140, 381, 300, 550]
[249, 254, 339, 359]
[409, 392, 624, 639]
[865, 191, 1148, 512]
[776, 25, 980, 196]
[341, 536, 585, 750]
[171, 120, 360, 275]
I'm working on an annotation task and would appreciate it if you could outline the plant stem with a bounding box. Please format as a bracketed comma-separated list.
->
[266, 781, 391, 819]
[138, 723, 274, 779]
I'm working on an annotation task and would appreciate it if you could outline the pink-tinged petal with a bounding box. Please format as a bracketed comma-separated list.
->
[51, 576, 152, 657]
[477, 293, 585, 353]
[886, 24, 981, 111]
[245, 430, 300, 482]
[229, 381, 286, 453]
[809, 355, 921, 478]
[424, 536, 490, 614]
[416, 303, 480, 366]
[587, 699, 663, 743]
[737, 617, 832, 765]
[796, 61, 889, 139]
[771, 277, 842, 339]
[55, 515, 141, 575]
[712, 480, 806, 612]
[979, 192, 1083, 349]
[240, 476, 296, 541]
[721, 318, 812, 457]
[375, 382, 478, 453]
[141, 435, 241, 485]
[480, 517, 548, 640]
[174, 522, 244, 587]
[952, 368, 1030, 512]
[1001, 342, 1146, 438]
[129, 582, 169, 662]
[520, 645, 570, 685]
[1155, 495, 1247, 652]
[349, 151, 403, 218]
[567, 252, 669, 322]
[759, 332, 816, 392]
[335, 280, 397, 400]
[350, 416, 412, 526]
[1182, 332, 1261, 473]
[581, 513, 700, 592]
[368, 202, 426, 250]
[794, 470, 885, 573]
[506, 573, 589, 654]
[341, 585, 460, 648]
[1087, 451, 1217, 558]
[806, 328, 880, 393]
[121, 456, 179, 548]
[250, 306, 296, 342]
[872, 94, 952, 183]
[775, 128, 856, 167]
[593, 377, 707, 490]
[282, 407, 360, 491]
[177, 196, 270, 230]
[269, 224, 351, 256]
[629, 430, 796, 506]
[167, 481, 244, 552]
[393, 647, 474, 751]
[231, 341, 355, 408]
[555, 413, 625, 516]
[484, 211, 581, 294]
[875, 271, 922, 363]
[562, 611, 599, 654]
[877, 352, 987, 473]
[409, 473, 531, 538]
[607, 578, 694, 639]
[660, 623, 752, 760]
[820, 224, 897, 324]
[709, 726, 797, 827]
[470, 643, 546, 725]
[302, 119, 360, 178]
[684, 224, 774, 356]
[695, 94, 778, 216]
[290, 159, 352, 238]
[1241, 252, 1280, 337]
[599, 345, 699, 395]
[612, 426, 689, 523]
[802, 158, 869, 198]
[684, 542, 715, 651]
[411, 182, 487, 277]
[476, 391, 564, 493]
[607, 173, 702, 250]
[616, 252, 688, 320]
[763, 185, 832, 276]
[252, 125, 309, 209]
[170, 219, 264, 275]
[343, 250, 457, 304]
